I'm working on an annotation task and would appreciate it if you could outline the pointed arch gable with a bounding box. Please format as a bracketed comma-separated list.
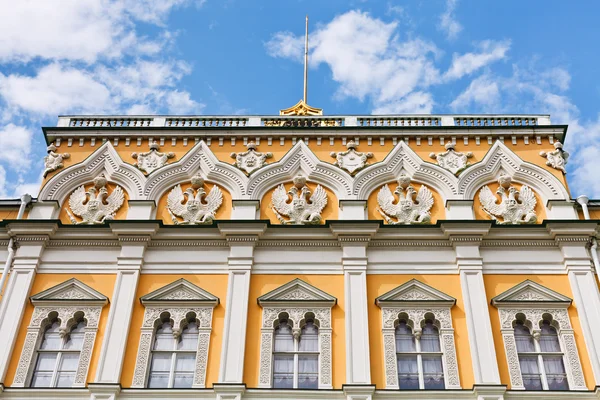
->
[246, 140, 353, 200]
[144, 141, 248, 200]
[39, 142, 146, 202]
[458, 141, 569, 201]
[353, 141, 459, 201]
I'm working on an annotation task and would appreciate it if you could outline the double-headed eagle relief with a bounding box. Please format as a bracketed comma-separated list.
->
[540, 141, 569, 173]
[429, 142, 473, 175]
[132, 141, 175, 174]
[330, 140, 373, 174]
[377, 174, 434, 225]
[67, 174, 124, 225]
[167, 174, 223, 225]
[479, 175, 537, 224]
[230, 141, 273, 174]
[271, 175, 327, 225]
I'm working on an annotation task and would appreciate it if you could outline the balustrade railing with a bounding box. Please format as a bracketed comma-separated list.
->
[358, 117, 440, 127]
[166, 117, 248, 127]
[68, 117, 153, 127]
[454, 116, 538, 127]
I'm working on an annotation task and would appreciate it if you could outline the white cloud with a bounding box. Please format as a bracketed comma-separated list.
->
[438, 0, 462, 40]
[450, 74, 500, 111]
[0, 124, 34, 170]
[372, 91, 434, 114]
[265, 31, 305, 63]
[0, 165, 7, 198]
[166, 91, 204, 114]
[444, 40, 510, 80]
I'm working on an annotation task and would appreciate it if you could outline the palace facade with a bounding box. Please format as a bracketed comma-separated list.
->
[0, 108, 600, 400]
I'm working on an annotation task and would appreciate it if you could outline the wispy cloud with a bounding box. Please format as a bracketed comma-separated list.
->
[438, 0, 462, 40]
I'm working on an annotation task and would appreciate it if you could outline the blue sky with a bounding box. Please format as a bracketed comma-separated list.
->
[1, 0, 599, 198]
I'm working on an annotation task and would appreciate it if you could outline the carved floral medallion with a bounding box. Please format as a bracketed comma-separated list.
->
[429, 142, 473, 175]
[540, 141, 569, 173]
[230, 142, 273, 174]
[43, 143, 70, 177]
[330, 140, 373, 174]
[132, 141, 175, 174]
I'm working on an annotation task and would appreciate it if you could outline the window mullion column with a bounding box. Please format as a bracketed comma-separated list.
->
[533, 334, 549, 390]
[293, 335, 299, 389]
[415, 332, 424, 390]
[169, 338, 177, 389]
[52, 351, 62, 387]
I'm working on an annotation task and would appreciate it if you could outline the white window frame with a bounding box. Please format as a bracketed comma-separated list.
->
[376, 279, 461, 390]
[257, 278, 336, 390]
[12, 278, 107, 388]
[131, 279, 218, 389]
[493, 280, 587, 391]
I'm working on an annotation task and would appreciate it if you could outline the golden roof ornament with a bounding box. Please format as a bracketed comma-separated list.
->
[279, 16, 323, 116]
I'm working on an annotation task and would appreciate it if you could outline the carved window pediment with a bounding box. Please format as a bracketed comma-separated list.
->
[140, 278, 219, 307]
[258, 278, 337, 308]
[376, 279, 456, 307]
[30, 278, 108, 307]
[492, 280, 572, 307]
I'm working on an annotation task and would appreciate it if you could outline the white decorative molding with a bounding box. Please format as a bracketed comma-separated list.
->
[257, 279, 336, 389]
[540, 141, 569, 174]
[375, 279, 456, 307]
[230, 141, 273, 174]
[132, 279, 218, 388]
[43, 143, 70, 177]
[493, 281, 586, 391]
[376, 174, 434, 225]
[131, 140, 175, 174]
[330, 140, 373, 175]
[39, 141, 145, 203]
[166, 173, 223, 225]
[479, 174, 537, 224]
[430, 142, 473, 175]
[270, 175, 328, 225]
[66, 174, 125, 224]
[13, 279, 107, 388]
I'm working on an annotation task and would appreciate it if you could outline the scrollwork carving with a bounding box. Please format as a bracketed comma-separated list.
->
[540, 141, 569, 174]
[132, 141, 175, 174]
[43, 143, 70, 177]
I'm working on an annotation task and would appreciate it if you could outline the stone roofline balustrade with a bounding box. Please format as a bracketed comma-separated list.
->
[57, 114, 551, 129]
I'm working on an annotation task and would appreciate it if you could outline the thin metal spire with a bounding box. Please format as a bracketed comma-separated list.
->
[303, 15, 309, 103]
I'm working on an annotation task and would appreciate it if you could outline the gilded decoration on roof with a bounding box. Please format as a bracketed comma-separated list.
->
[377, 174, 433, 225]
[167, 174, 223, 225]
[429, 142, 473, 175]
[270, 175, 327, 225]
[131, 141, 175, 174]
[479, 174, 537, 224]
[540, 141, 569, 173]
[67, 174, 124, 225]
[330, 140, 373, 175]
[230, 142, 273, 174]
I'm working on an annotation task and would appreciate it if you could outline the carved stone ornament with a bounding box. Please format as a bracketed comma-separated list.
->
[43, 143, 70, 177]
[479, 174, 537, 224]
[67, 174, 125, 225]
[167, 173, 223, 225]
[377, 174, 433, 225]
[540, 141, 569, 173]
[429, 142, 473, 175]
[230, 141, 273, 174]
[131, 140, 175, 174]
[270, 175, 327, 225]
[330, 140, 373, 175]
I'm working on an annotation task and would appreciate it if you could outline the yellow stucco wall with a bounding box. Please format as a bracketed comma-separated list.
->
[5, 274, 116, 386]
[243, 274, 346, 388]
[366, 274, 474, 389]
[120, 274, 228, 388]
[484, 274, 595, 389]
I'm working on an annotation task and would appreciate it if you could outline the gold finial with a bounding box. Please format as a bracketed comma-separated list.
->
[278, 15, 323, 116]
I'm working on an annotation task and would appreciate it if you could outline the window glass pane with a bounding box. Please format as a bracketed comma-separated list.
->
[397, 354, 419, 390]
[273, 354, 293, 388]
[154, 321, 174, 351]
[298, 354, 318, 389]
[58, 353, 80, 372]
[31, 372, 53, 387]
[421, 322, 441, 352]
[395, 321, 416, 352]
[64, 321, 86, 350]
[299, 321, 318, 352]
[519, 356, 542, 390]
[514, 323, 535, 353]
[40, 322, 62, 350]
[34, 353, 58, 371]
[178, 321, 199, 351]
[422, 355, 445, 389]
[175, 354, 196, 372]
[148, 373, 170, 388]
[543, 356, 569, 390]
[539, 321, 561, 352]
[56, 371, 75, 387]
[274, 321, 294, 352]
[150, 353, 173, 372]
[173, 372, 194, 388]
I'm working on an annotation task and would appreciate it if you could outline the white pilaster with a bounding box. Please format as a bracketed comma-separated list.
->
[27, 201, 60, 220]
[546, 200, 578, 220]
[94, 224, 156, 385]
[218, 223, 265, 384]
[231, 200, 260, 220]
[126, 200, 156, 220]
[339, 200, 367, 220]
[444, 223, 500, 385]
[446, 200, 475, 220]
[0, 229, 50, 384]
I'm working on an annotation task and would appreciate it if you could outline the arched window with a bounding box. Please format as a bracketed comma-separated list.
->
[31, 319, 86, 387]
[273, 317, 319, 389]
[148, 316, 199, 388]
[514, 319, 568, 391]
[395, 319, 444, 390]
